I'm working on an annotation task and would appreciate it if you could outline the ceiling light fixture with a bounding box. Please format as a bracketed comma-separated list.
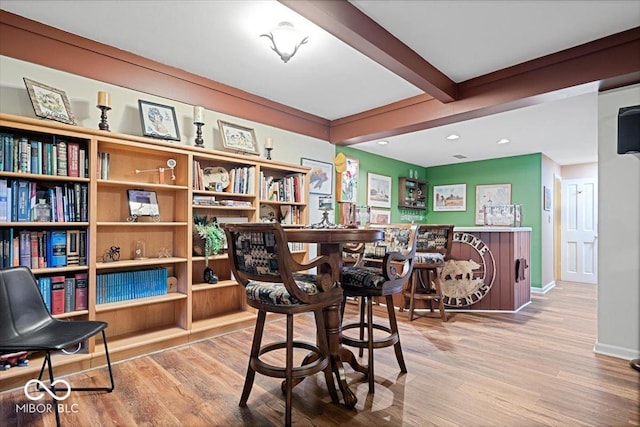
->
[446, 134, 460, 140]
[261, 22, 308, 63]
[497, 138, 510, 144]
[377, 140, 389, 145]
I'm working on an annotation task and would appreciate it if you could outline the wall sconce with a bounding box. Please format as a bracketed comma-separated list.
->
[261, 22, 308, 63]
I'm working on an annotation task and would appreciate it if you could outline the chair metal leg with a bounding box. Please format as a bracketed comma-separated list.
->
[240, 310, 266, 407]
[386, 295, 407, 373]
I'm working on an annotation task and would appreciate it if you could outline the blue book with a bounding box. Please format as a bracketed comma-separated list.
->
[0, 179, 7, 222]
[30, 140, 41, 174]
[48, 230, 67, 267]
[16, 180, 31, 222]
[2, 133, 13, 172]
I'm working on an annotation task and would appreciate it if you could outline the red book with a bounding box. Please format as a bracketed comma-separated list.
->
[30, 231, 39, 269]
[74, 272, 88, 311]
[50, 275, 66, 315]
[67, 142, 80, 177]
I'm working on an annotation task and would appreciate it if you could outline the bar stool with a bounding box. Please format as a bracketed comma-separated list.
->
[401, 224, 454, 321]
[341, 223, 418, 393]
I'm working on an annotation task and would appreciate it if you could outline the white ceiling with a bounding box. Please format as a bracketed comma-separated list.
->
[2, 0, 639, 167]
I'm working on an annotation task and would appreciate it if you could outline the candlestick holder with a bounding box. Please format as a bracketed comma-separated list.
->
[194, 122, 204, 148]
[98, 105, 111, 131]
[265, 147, 273, 160]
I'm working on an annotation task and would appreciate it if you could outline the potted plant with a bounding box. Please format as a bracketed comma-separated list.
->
[194, 216, 225, 284]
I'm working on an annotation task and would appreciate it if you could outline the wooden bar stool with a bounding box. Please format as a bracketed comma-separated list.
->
[401, 225, 454, 321]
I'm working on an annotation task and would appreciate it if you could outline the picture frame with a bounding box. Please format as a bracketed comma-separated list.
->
[544, 185, 552, 211]
[367, 172, 392, 208]
[138, 100, 180, 141]
[337, 157, 359, 203]
[433, 184, 467, 212]
[301, 158, 333, 195]
[475, 183, 512, 224]
[370, 208, 391, 224]
[218, 120, 259, 155]
[127, 189, 160, 218]
[23, 78, 76, 125]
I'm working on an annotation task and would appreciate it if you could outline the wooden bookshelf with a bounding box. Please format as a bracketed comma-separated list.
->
[0, 113, 310, 391]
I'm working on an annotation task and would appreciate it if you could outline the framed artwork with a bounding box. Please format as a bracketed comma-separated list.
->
[23, 78, 76, 125]
[138, 99, 180, 141]
[475, 183, 512, 224]
[367, 173, 392, 208]
[218, 120, 258, 155]
[544, 185, 552, 211]
[370, 208, 391, 224]
[433, 184, 467, 212]
[337, 157, 359, 203]
[127, 189, 160, 218]
[301, 158, 333, 195]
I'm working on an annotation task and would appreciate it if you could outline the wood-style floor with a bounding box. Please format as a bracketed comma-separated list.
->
[1, 281, 638, 426]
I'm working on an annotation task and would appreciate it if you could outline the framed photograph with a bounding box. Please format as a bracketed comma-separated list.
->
[301, 158, 333, 195]
[218, 120, 258, 155]
[138, 100, 180, 141]
[475, 183, 512, 224]
[370, 208, 391, 224]
[367, 173, 392, 208]
[127, 189, 160, 218]
[433, 184, 467, 212]
[544, 185, 552, 211]
[23, 78, 76, 125]
[337, 157, 359, 203]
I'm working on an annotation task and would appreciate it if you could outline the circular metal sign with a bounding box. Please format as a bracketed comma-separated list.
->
[441, 232, 496, 307]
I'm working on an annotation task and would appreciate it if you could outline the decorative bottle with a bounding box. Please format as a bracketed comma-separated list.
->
[34, 199, 51, 222]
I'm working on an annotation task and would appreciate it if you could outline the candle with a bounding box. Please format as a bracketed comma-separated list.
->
[193, 106, 204, 124]
[97, 91, 110, 108]
[265, 137, 273, 149]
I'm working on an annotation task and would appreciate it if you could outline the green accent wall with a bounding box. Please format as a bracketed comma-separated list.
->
[335, 147, 542, 288]
[426, 153, 542, 287]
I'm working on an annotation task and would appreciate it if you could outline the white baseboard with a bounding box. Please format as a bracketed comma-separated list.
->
[593, 342, 640, 360]
[531, 281, 556, 294]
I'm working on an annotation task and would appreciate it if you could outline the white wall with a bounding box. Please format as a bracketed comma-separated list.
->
[596, 84, 640, 360]
[541, 154, 561, 289]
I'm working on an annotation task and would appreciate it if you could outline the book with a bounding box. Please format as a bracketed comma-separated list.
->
[0, 178, 7, 222]
[29, 231, 38, 269]
[48, 230, 67, 267]
[50, 275, 66, 315]
[16, 180, 30, 222]
[64, 277, 76, 312]
[38, 276, 52, 312]
[67, 142, 80, 177]
[66, 230, 80, 265]
[56, 140, 67, 176]
[78, 230, 87, 265]
[19, 230, 31, 267]
[74, 272, 88, 310]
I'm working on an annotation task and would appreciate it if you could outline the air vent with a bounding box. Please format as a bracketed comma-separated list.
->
[453, 154, 467, 159]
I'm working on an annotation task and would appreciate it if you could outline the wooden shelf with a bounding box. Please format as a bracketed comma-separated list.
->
[95, 292, 187, 313]
[96, 257, 188, 270]
[190, 311, 256, 335]
[192, 279, 241, 292]
[398, 177, 427, 210]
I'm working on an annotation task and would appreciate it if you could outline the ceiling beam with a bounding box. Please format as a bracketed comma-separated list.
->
[280, 0, 457, 103]
[330, 27, 640, 144]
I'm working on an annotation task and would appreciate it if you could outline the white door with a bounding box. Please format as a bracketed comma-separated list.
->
[561, 178, 598, 283]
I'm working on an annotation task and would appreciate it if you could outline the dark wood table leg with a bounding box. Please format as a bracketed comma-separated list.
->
[324, 301, 357, 408]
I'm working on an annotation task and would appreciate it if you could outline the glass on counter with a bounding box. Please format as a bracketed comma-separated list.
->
[483, 204, 522, 226]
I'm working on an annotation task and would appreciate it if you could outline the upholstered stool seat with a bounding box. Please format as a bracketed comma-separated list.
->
[341, 223, 418, 393]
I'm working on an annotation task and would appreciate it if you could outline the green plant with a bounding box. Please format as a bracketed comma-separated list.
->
[194, 216, 225, 265]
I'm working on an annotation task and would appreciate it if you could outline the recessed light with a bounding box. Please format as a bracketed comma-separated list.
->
[377, 140, 389, 145]
[497, 138, 510, 144]
[446, 134, 460, 140]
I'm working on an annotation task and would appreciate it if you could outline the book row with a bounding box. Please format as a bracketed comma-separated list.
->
[96, 268, 169, 305]
[0, 179, 88, 223]
[37, 272, 89, 315]
[260, 172, 305, 203]
[0, 229, 87, 269]
[193, 161, 256, 194]
[0, 132, 88, 178]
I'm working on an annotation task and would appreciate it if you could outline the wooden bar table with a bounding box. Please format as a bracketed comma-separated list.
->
[285, 227, 383, 408]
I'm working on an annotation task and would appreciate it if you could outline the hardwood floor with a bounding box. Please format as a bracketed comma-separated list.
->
[1, 281, 638, 426]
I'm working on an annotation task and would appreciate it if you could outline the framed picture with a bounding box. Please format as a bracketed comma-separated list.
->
[138, 100, 180, 141]
[23, 78, 76, 125]
[337, 157, 359, 203]
[433, 184, 467, 212]
[367, 173, 392, 208]
[475, 183, 512, 224]
[127, 189, 160, 218]
[301, 158, 333, 195]
[544, 185, 552, 211]
[370, 208, 391, 224]
[218, 120, 258, 155]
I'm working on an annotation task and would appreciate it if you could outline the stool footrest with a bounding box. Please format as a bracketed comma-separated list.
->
[252, 341, 328, 379]
[341, 323, 399, 349]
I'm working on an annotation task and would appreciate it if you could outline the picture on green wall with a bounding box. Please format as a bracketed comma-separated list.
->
[433, 184, 466, 211]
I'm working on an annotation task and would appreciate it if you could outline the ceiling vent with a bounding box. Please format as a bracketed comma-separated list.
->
[453, 154, 467, 159]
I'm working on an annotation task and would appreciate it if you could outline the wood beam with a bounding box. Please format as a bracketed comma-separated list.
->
[330, 27, 640, 145]
[280, 0, 457, 103]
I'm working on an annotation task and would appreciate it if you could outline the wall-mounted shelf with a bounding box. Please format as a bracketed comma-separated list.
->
[398, 177, 427, 210]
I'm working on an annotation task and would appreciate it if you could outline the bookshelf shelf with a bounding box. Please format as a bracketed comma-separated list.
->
[95, 256, 188, 270]
[95, 292, 187, 313]
[192, 279, 241, 292]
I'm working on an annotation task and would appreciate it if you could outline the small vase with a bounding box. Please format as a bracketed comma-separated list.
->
[204, 267, 218, 284]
